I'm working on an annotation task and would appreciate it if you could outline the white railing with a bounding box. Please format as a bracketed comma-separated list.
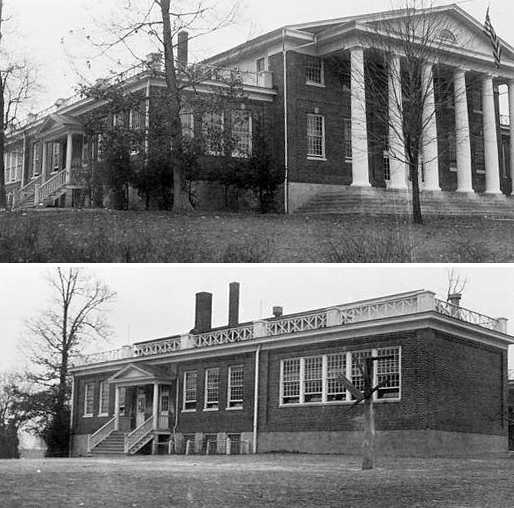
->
[267, 311, 327, 336]
[36, 169, 68, 204]
[88, 416, 116, 452]
[135, 337, 181, 356]
[195, 325, 255, 347]
[13, 176, 42, 207]
[434, 299, 499, 331]
[340, 296, 419, 324]
[73, 346, 135, 367]
[125, 416, 154, 454]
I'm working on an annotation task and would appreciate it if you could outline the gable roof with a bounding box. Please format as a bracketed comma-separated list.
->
[107, 363, 175, 385]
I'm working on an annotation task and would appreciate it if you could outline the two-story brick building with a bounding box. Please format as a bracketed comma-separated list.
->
[70, 284, 513, 458]
[6, 4, 514, 212]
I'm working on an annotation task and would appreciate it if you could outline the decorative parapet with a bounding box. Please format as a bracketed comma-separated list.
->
[73, 291, 508, 367]
[73, 345, 134, 366]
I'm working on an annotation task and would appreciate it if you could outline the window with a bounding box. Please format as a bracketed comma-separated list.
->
[343, 118, 352, 161]
[474, 135, 485, 173]
[204, 368, 220, 410]
[129, 109, 142, 131]
[383, 151, 391, 181]
[472, 88, 483, 114]
[112, 112, 121, 127]
[439, 29, 456, 44]
[52, 143, 60, 172]
[160, 386, 170, 414]
[231, 110, 252, 157]
[32, 142, 41, 176]
[228, 365, 244, 408]
[4, 153, 11, 183]
[180, 111, 194, 139]
[183, 371, 197, 411]
[84, 382, 94, 417]
[307, 114, 325, 159]
[98, 381, 109, 416]
[256, 57, 266, 73]
[280, 347, 401, 406]
[97, 134, 104, 160]
[14, 150, 22, 181]
[306, 56, 324, 86]
[202, 112, 224, 154]
[448, 130, 457, 171]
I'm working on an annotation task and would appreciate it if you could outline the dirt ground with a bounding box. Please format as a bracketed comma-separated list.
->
[1, 454, 514, 507]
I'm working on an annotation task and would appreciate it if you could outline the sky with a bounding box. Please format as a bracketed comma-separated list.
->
[7, 0, 513, 112]
[1, 264, 513, 373]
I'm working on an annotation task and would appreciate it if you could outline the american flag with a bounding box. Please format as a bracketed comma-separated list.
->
[484, 7, 502, 68]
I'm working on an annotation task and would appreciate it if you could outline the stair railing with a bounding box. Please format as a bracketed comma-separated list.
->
[125, 416, 154, 454]
[37, 169, 67, 204]
[88, 416, 117, 452]
[13, 175, 42, 208]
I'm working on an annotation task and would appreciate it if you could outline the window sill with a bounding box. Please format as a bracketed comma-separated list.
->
[306, 81, 325, 88]
[181, 409, 196, 413]
[449, 166, 457, 172]
[476, 169, 486, 174]
[83, 414, 93, 418]
[279, 398, 400, 408]
[307, 156, 327, 161]
[98, 413, 109, 417]
[203, 407, 219, 412]
[226, 406, 243, 411]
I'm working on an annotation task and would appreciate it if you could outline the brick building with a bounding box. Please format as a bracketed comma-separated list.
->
[5, 4, 514, 212]
[70, 285, 513, 458]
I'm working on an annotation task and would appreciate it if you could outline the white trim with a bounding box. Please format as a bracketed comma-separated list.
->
[227, 364, 244, 409]
[84, 382, 95, 417]
[307, 113, 325, 159]
[98, 380, 109, 416]
[183, 370, 197, 412]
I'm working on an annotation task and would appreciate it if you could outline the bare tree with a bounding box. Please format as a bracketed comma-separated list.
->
[349, 0, 470, 224]
[71, 0, 238, 212]
[0, 0, 37, 209]
[446, 267, 467, 299]
[22, 268, 116, 456]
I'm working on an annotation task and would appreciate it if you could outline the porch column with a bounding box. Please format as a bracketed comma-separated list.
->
[421, 63, 440, 191]
[350, 46, 371, 187]
[454, 69, 473, 193]
[65, 133, 73, 183]
[152, 383, 159, 430]
[482, 74, 501, 194]
[388, 54, 407, 190]
[41, 141, 48, 183]
[509, 80, 514, 195]
[114, 386, 120, 431]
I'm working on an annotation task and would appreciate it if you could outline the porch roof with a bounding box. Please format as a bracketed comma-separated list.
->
[107, 362, 175, 386]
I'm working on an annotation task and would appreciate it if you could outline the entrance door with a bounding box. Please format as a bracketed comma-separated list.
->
[136, 388, 146, 427]
[158, 386, 170, 429]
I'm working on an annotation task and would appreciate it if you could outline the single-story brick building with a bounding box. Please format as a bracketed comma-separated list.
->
[70, 284, 513, 457]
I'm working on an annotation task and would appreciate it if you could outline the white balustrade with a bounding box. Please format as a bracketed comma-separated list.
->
[195, 325, 254, 347]
[267, 312, 327, 336]
[73, 346, 135, 366]
[135, 337, 181, 356]
[37, 169, 67, 203]
[125, 416, 154, 454]
[339, 296, 419, 324]
[434, 299, 499, 330]
[88, 416, 116, 451]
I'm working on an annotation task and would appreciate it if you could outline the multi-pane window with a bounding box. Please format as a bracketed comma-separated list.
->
[129, 109, 143, 131]
[306, 56, 324, 85]
[472, 87, 483, 113]
[228, 365, 244, 408]
[205, 368, 220, 410]
[84, 382, 94, 416]
[180, 111, 194, 139]
[448, 130, 457, 170]
[183, 371, 197, 411]
[160, 386, 170, 413]
[343, 118, 352, 160]
[14, 150, 22, 181]
[33, 142, 41, 176]
[98, 381, 109, 415]
[280, 347, 401, 405]
[383, 151, 391, 181]
[281, 359, 301, 404]
[304, 356, 323, 403]
[119, 387, 126, 416]
[307, 114, 325, 159]
[473, 135, 485, 173]
[256, 57, 266, 73]
[202, 112, 224, 154]
[232, 110, 252, 157]
[4, 153, 11, 183]
[52, 143, 60, 171]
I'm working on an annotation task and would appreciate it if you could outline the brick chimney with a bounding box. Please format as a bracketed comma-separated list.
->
[448, 293, 461, 307]
[228, 282, 240, 327]
[194, 291, 212, 333]
[272, 306, 283, 318]
[177, 31, 189, 69]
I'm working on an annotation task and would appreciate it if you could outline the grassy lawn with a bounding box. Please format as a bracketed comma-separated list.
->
[0, 209, 513, 262]
[2, 454, 514, 507]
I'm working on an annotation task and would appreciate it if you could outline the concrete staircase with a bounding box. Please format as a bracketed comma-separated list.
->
[294, 187, 514, 219]
[90, 431, 126, 456]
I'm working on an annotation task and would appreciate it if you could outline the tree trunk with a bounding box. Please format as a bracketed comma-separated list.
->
[158, 0, 193, 212]
[0, 75, 6, 210]
[362, 397, 375, 470]
[410, 160, 423, 225]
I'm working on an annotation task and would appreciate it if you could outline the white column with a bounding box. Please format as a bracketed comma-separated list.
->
[388, 55, 407, 190]
[114, 386, 120, 431]
[350, 47, 370, 187]
[152, 383, 159, 430]
[41, 142, 48, 183]
[483, 75, 501, 194]
[509, 80, 514, 196]
[454, 69, 473, 192]
[421, 63, 440, 191]
[66, 133, 73, 183]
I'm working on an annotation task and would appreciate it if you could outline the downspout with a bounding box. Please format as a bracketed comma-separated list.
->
[282, 30, 318, 214]
[68, 375, 75, 457]
[172, 379, 179, 452]
[252, 345, 262, 454]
